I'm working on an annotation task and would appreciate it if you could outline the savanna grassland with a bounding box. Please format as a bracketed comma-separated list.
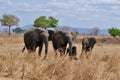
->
[0, 34, 120, 80]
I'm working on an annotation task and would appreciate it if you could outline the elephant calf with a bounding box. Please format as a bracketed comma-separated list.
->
[81, 37, 96, 55]
[66, 46, 77, 56]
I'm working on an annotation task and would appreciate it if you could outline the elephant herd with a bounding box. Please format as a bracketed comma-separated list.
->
[22, 28, 96, 59]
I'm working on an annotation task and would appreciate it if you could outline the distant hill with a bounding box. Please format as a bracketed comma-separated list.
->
[75, 28, 109, 35]
[21, 24, 33, 30]
[100, 29, 109, 35]
[20, 25, 109, 35]
[58, 26, 109, 35]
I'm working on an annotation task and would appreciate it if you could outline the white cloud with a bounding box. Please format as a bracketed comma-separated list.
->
[111, 5, 120, 10]
[50, 12, 58, 16]
[0, 6, 5, 10]
[49, 1, 71, 9]
[0, 0, 7, 3]
[23, 2, 30, 8]
[92, 0, 120, 4]
[7, 0, 12, 5]
[0, 0, 120, 28]
[0, 0, 12, 5]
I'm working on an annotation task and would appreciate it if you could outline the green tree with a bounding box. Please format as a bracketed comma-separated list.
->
[108, 27, 120, 37]
[13, 27, 25, 34]
[34, 16, 58, 29]
[48, 16, 58, 28]
[0, 14, 20, 35]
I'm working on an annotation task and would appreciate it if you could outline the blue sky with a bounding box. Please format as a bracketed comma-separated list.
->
[0, 0, 120, 29]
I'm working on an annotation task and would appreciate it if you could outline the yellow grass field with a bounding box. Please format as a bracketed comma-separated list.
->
[0, 34, 120, 80]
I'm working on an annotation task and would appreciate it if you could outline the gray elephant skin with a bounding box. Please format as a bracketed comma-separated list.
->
[81, 37, 96, 54]
[52, 31, 74, 56]
[22, 29, 49, 59]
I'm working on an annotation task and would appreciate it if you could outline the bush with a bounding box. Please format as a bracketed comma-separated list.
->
[100, 38, 106, 43]
[108, 27, 120, 37]
[13, 27, 25, 33]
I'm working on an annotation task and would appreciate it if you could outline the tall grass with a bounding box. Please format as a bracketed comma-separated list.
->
[0, 52, 120, 80]
[0, 34, 120, 80]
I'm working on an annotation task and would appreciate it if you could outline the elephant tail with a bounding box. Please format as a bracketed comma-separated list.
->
[22, 46, 25, 53]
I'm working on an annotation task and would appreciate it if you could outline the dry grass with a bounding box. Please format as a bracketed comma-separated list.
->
[0, 34, 120, 80]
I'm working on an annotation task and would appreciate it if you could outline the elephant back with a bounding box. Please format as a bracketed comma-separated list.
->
[53, 31, 68, 44]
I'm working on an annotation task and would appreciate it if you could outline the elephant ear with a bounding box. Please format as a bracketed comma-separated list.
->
[65, 32, 73, 42]
[32, 29, 43, 42]
[54, 31, 65, 44]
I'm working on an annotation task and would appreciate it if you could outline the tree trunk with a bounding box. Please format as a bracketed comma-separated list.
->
[9, 26, 11, 35]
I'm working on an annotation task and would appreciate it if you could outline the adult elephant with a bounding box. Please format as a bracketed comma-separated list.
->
[22, 28, 49, 59]
[48, 30, 54, 41]
[52, 30, 75, 56]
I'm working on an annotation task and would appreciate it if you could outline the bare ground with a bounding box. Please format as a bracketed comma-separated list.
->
[0, 34, 120, 80]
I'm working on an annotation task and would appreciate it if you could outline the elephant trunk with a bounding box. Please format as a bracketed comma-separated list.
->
[43, 35, 48, 59]
[68, 38, 72, 56]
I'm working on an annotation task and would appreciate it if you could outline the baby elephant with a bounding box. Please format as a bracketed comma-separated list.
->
[81, 37, 96, 55]
[66, 46, 77, 56]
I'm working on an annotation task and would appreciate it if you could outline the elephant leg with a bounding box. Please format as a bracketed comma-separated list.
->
[22, 46, 25, 53]
[85, 49, 87, 54]
[44, 49, 48, 59]
[33, 46, 36, 52]
[38, 43, 43, 57]
[68, 41, 72, 56]
[52, 42, 58, 58]
[88, 47, 92, 57]
[63, 47, 66, 55]
[25, 45, 31, 53]
[58, 48, 65, 56]
[53, 49, 58, 59]
[81, 47, 85, 55]
[60, 52, 62, 56]
[54, 49, 57, 55]
[80, 49, 84, 59]
[85, 48, 91, 58]
[53, 45, 58, 56]
[32, 42, 37, 52]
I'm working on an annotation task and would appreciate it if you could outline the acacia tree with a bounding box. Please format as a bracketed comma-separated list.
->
[0, 14, 20, 35]
[34, 16, 58, 29]
[48, 16, 58, 28]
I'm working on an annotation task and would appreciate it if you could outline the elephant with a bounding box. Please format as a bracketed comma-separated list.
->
[48, 30, 54, 41]
[66, 46, 77, 56]
[22, 28, 49, 59]
[81, 37, 96, 55]
[52, 30, 75, 56]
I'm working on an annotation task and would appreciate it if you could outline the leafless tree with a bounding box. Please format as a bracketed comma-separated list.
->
[88, 27, 100, 36]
